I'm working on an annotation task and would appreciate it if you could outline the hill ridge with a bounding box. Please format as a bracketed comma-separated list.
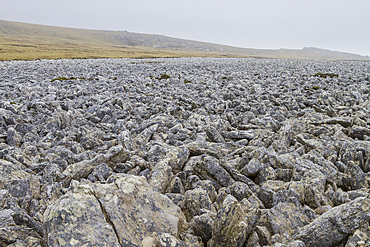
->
[0, 19, 369, 61]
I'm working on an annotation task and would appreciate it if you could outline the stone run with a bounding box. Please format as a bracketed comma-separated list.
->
[0, 57, 369, 246]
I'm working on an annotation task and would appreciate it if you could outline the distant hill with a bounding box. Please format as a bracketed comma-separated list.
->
[0, 19, 369, 61]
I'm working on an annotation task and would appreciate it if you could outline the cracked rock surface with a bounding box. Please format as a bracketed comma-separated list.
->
[0, 57, 369, 246]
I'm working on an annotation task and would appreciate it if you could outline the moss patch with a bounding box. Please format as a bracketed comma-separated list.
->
[312, 72, 338, 78]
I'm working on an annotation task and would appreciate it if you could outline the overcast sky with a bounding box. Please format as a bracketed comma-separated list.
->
[1, 0, 369, 56]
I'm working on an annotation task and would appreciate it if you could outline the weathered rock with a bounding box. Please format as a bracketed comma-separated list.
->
[44, 175, 187, 246]
[62, 145, 130, 181]
[1, 57, 369, 246]
[146, 141, 190, 173]
[186, 141, 237, 159]
[181, 233, 205, 247]
[189, 212, 214, 243]
[205, 126, 225, 143]
[240, 157, 263, 177]
[149, 160, 173, 193]
[255, 225, 271, 246]
[255, 166, 277, 185]
[6, 127, 21, 147]
[0, 159, 40, 199]
[165, 193, 185, 208]
[293, 195, 370, 247]
[87, 163, 112, 182]
[347, 125, 370, 140]
[43, 183, 121, 246]
[167, 176, 185, 194]
[229, 181, 253, 201]
[259, 200, 313, 236]
[345, 223, 370, 247]
[245, 231, 260, 247]
[221, 129, 257, 140]
[134, 123, 159, 148]
[184, 188, 215, 220]
[192, 154, 234, 189]
[343, 161, 367, 190]
[192, 179, 217, 202]
[208, 195, 259, 247]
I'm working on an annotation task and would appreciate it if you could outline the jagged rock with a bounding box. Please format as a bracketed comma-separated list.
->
[0, 208, 43, 246]
[240, 157, 263, 177]
[205, 126, 225, 143]
[44, 175, 186, 246]
[245, 231, 260, 247]
[134, 123, 159, 148]
[127, 165, 141, 175]
[62, 145, 130, 181]
[221, 129, 257, 140]
[258, 200, 313, 236]
[256, 166, 277, 185]
[273, 240, 306, 247]
[347, 188, 369, 200]
[0, 159, 40, 199]
[347, 125, 370, 140]
[273, 188, 301, 206]
[0, 189, 8, 207]
[274, 153, 296, 170]
[293, 195, 370, 247]
[311, 117, 352, 128]
[167, 176, 185, 194]
[6, 127, 21, 147]
[186, 141, 237, 159]
[189, 212, 214, 243]
[118, 130, 136, 151]
[301, 150, 339, 184]
[192, 154, 235, 189]
[296, 133, 324, 151]
[165, 193, 185, 208]
[61, 154, 105, 181]
[114, 162, 134, 174]
[343, 161, 367, 190]
[158, 232, 187, 247]
[103, 145, 129, 164]
[146, 141, 189, 172]
[275, 168, 293, 182]
[255, 225, 271, 246]
[43, 183, 121, 246]
[208, 195, 259, 247]
[192, 179, 217, 202]
[220, 161, 256, 188]
[184, 188, 215, 220]
[345, 223, 370, 247]
[229, 181, 253, 201]
[181, 233, 205, 247]
[149, 160, 173, 193]
[87, 163, 112, 182]
[1, 57, 369, 246]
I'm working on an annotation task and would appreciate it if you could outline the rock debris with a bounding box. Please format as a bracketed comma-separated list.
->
[0, 57, 369, 246]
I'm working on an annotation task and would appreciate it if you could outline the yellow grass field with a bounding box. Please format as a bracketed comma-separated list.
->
[1, 20, 369, 61]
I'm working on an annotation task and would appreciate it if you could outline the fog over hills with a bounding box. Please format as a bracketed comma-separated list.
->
[1, 19, 369, 61]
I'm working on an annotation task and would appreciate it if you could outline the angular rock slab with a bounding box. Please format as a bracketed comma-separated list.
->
[293, 195, 370, 247]
[208, 195, 259, 247]
[0, 159, 40, 199]
[44, 175, 186, 246]
[43, 184, 120, 246]
[186, 140, 237, 159]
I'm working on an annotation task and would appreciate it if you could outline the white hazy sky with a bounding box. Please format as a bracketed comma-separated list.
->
[1, 0, 369, 56]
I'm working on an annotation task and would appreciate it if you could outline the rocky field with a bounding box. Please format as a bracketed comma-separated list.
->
[0, 57, 369, 246]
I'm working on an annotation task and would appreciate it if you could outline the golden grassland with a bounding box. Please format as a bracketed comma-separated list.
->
[1, 20, 369, 61]
[0, 20, 247, 60]
[0, 41, 234, 61]
[0, 32, 244, 60]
